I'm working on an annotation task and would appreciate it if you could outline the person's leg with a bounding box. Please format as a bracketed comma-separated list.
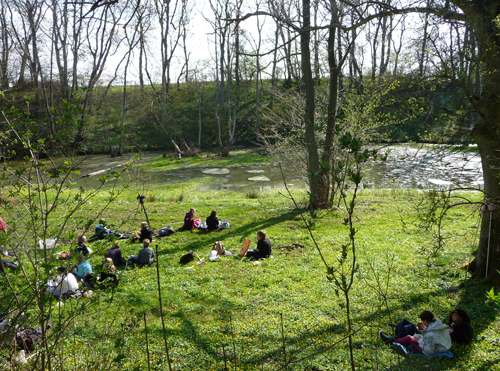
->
[83, 274, 95, 289]
[394, 335, 421, 353]
[246, 250, 258, 259]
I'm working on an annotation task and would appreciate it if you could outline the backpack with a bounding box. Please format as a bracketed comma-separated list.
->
[158, 227, 175, 237]
[395, 319, 417, 338]
[219, 221, 230, 229]
[179, 251, 195, 265]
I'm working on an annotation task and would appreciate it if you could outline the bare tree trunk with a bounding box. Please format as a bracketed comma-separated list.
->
[0, 0, 11, 89]
[301, 0, 323, 208]
[418, 0, 431, 76]
[313, 0, 320, 84]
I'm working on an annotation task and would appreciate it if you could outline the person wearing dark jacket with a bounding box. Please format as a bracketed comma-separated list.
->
[448, 309, 473, 345]
[76, 235, 91, 256]
[246, 231, 272, 260]
[105, 242, 126, 268]
[127, 239, 155, 267]
[206, 211, 219, 231]
[179, 208, 196, 231]
[138, 222, 153, 242]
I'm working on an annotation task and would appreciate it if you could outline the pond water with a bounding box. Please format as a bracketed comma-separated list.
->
[72, 144, 483, 192]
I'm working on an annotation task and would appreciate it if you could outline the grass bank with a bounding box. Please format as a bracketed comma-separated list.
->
[1, 151, 498, 370]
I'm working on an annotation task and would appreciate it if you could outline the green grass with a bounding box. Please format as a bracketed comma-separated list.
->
[1, 153, 499, 370]
[140, 149, 270, 172]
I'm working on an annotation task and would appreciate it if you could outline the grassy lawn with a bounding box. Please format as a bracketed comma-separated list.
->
[1, 151, 499, 370]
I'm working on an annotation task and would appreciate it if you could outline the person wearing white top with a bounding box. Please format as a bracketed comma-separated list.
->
[48, 267, 79, 298]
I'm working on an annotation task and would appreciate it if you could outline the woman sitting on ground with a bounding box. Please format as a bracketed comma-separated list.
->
[380, 310, 452, 357]
[448, 309, 473, 345]
[179, 208, 199, 231]
[245, 230, 272, 260]
[105, 241, 126, 268]
[206, 210, 219, 232]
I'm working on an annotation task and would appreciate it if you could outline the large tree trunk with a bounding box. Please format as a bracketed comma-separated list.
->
[466, 1, 500, 282]
[301, 0, 328, 209]
[475, 130, 500, 282]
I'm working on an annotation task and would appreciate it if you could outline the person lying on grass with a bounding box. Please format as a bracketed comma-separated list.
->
[241, 230, 272, 260]
[127, 239, 155, 267]
[105, 241, 126, 268]
[94, 219, 113, 239]
[132, 221, 153, 242]
[0, 251, 18, 272]
[380, 310, 452, 357]
[448, 309, 473, 345]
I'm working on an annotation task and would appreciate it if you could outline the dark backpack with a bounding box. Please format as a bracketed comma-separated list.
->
[179, 251, 195, 265]
[395, 319, 417, 338]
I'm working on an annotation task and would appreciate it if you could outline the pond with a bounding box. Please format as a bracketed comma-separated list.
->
[73, 144, 483, 192]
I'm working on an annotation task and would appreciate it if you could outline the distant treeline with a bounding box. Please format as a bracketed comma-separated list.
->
[0, 74, 471, 157]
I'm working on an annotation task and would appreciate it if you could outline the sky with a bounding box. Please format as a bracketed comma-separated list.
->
[82, 0, 453, 84]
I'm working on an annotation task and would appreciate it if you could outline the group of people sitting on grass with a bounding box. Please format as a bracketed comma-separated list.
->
[85, 208, 270, 262]
[179, 208, 230, 232]
[47, 239, 124, 299]
[379, 309, 473, 358]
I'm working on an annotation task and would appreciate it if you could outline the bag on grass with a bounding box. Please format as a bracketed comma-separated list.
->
[179, 251, 195, 265]
[219, 221, 230, 229]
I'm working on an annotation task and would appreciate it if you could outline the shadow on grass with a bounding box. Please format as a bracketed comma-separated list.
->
[149, 314, 346, 368]
[157, 208, 305, 257]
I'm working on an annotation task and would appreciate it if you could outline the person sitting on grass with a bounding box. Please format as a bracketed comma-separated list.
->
[245, 231, 272, 260]
[49, 267, 79, 299]
[206, 210, 219, 232]
[179, 208, 200, 231]
[76, 235, 92, 256]
[127, 239, 155, 267]
[380, 310, 452, 357]
[73, 254, 94, 288]
[105, 241, 126, 268]
[133, 222, 153, 242]
[98, 257, 119, 288]
[448, 309, 473, 345]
